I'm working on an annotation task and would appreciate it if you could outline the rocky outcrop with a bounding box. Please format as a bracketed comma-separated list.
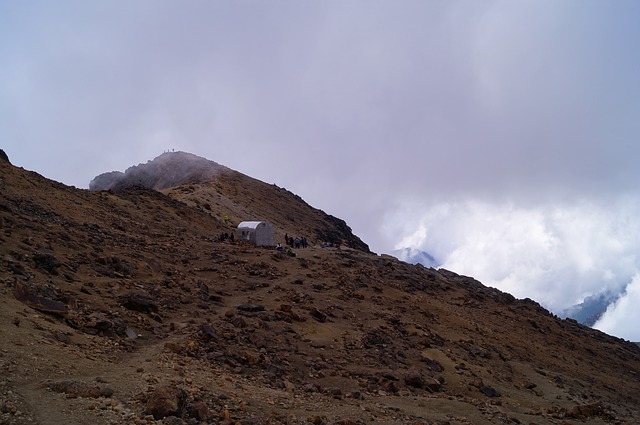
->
[0, 149, 9, 164]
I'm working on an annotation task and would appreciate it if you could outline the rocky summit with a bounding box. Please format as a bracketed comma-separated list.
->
[1, 152, 639, 425]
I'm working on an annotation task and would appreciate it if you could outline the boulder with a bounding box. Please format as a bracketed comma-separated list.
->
[33, 253, 62, 274]
[13, 283, 68, 315]
[187, 401, 210, 421]
[146, 385, 187, 420]
[404, 367, 424, 388]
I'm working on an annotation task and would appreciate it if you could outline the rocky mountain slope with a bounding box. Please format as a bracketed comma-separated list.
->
[1, 153, 640, 425]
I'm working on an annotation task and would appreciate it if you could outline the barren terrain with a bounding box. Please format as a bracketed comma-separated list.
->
[1, 152, 639, 425]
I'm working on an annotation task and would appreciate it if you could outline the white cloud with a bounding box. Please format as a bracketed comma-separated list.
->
[384, 196, 640, 330]
[594, 273, 640, 341]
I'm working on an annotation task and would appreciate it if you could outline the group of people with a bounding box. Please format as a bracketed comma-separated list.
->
[214, 232, 235, 242]
[284, 233, 308, 249]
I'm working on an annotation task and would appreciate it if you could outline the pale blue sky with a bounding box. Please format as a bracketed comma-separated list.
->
[2, 0, 640, 339]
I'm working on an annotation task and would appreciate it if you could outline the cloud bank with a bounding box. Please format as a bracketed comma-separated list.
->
[384, 196, 640, 340]
[594, 274, 640, 342]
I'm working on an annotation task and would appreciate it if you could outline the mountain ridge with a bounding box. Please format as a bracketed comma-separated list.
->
[90, 151, 369, 252]
[1, 152, 639, 424]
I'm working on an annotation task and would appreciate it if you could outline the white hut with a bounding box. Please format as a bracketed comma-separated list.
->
[237, 221, 274, 246]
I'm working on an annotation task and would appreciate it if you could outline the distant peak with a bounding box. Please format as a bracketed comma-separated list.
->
[90, 151, 227, 191]
[392, 247, 439, 268]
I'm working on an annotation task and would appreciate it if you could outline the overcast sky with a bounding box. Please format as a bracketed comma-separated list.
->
[2, 1, 640, 340]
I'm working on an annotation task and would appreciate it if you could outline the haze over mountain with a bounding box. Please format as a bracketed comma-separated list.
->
[89, 152, 229, 192]
[391, 248, 439, 269]
[2, 153, 640, 424]
[561, 291, 621, 327]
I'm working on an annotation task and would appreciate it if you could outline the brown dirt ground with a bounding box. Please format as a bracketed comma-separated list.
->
[1, 159, 640, 425]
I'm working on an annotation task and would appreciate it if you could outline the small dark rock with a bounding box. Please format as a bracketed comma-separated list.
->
[291, 311, 307, 322]
[309, 308, 327, 323]
[303, 383, 319, 393]
[112, 318, 127, 336]
[480, 386, 501, 397]
[86, 312, 113, 331]
[379, 380, 399, 393]
[121, 293, 159, 313]
[208, 294, 225, 304]
[325, 386, 342, 396]
[199, 324, 217, 340]
[237, 303, 265, 313]
[34, 253, 62, 274]
[421, 356, 444, 372]
[231, 316, 247, 328]
[424, 378, 443, 393]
